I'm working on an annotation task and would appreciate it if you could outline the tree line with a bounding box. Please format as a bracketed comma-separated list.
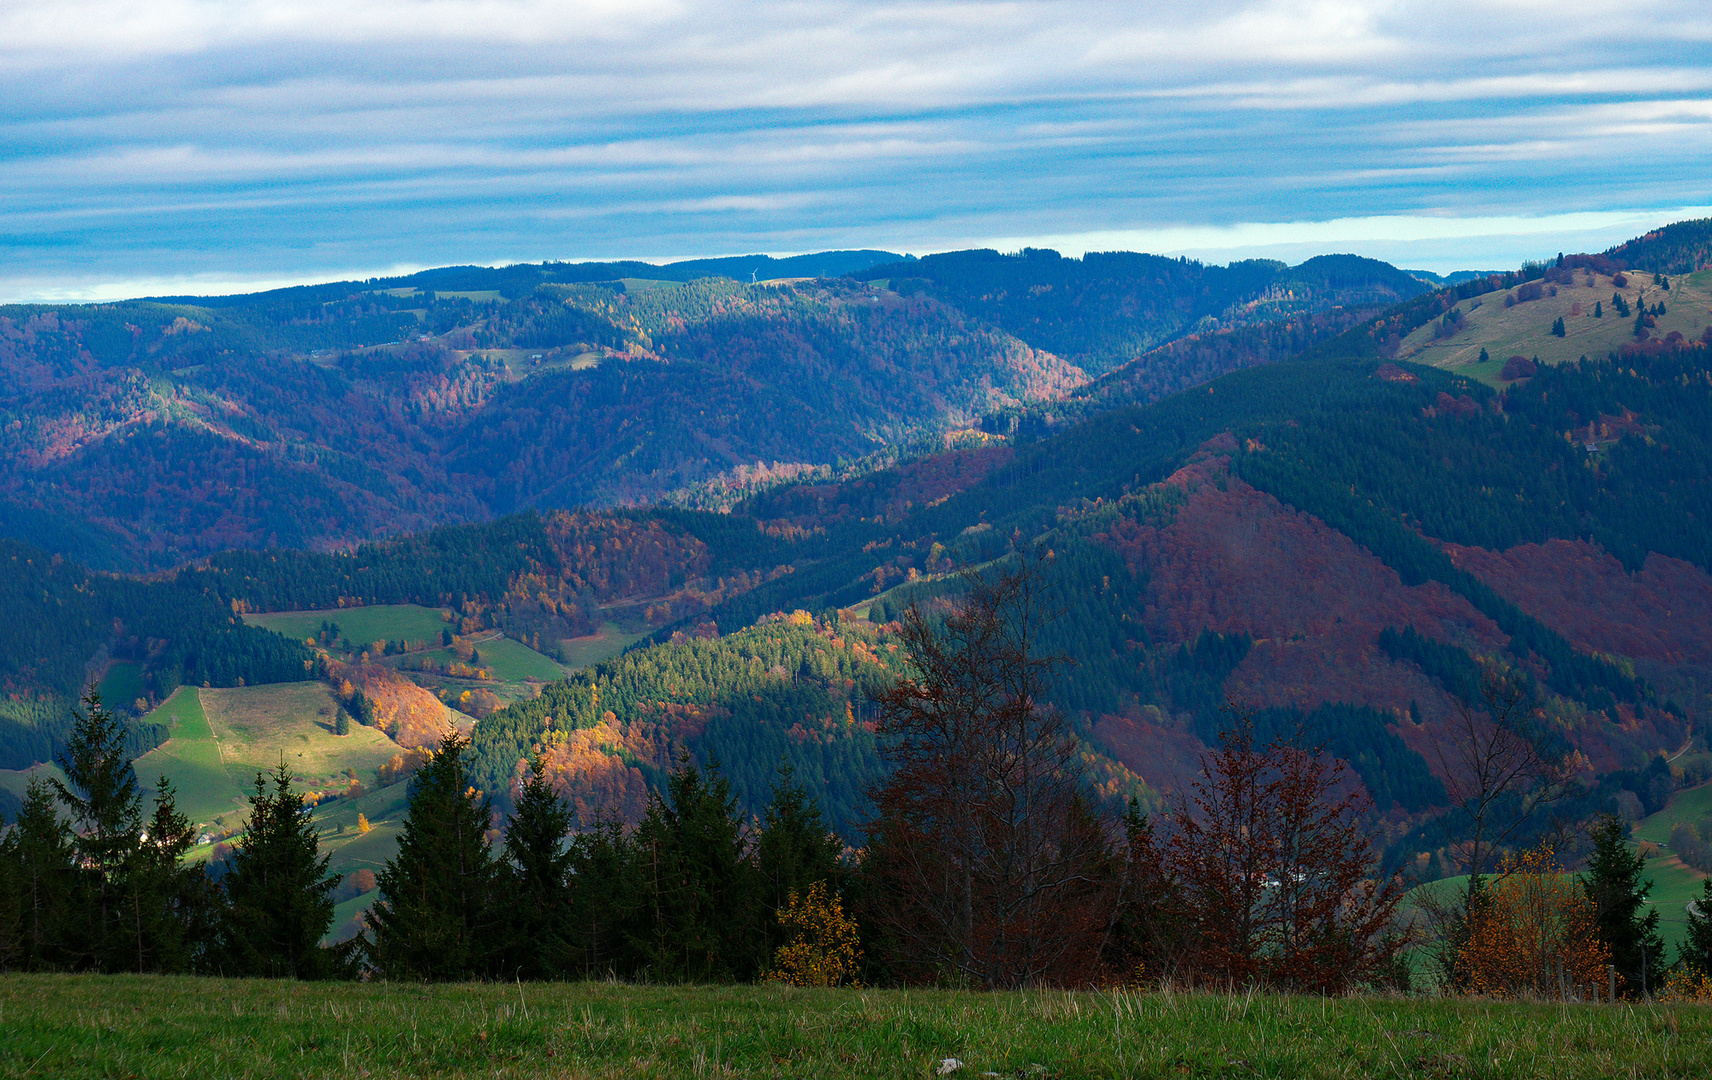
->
[7, 564, 1708, 997]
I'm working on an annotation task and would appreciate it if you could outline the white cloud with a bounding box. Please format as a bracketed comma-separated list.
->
[0, 0, 1707, 296]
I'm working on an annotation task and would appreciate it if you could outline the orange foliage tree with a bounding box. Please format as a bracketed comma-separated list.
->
[763, 881, 863, 987]
[1458, 845, 1609, 999]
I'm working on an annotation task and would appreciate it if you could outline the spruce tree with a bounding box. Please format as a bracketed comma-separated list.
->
[50, 689, 144, 969]
[754, 762, 844, 966]
[1679, 876, 1712, 978]
[1582, 814, 1667, 997]
[499, 757, 575, 979]
[367, 732, 499, 980]
[124, 777, 217, 974]
[633, 757, 754, 982]
[1, 778, 75, 970]
[218, 763, 346, 978]
[565, 818, 638, 979]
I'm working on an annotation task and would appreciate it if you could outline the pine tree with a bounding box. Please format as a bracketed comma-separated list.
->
[50, 688, 143, 969]
[754, 762, 844, 966]
[217, 763, 347, 979]
[499, 757, 575, 979]
[1551, 317, 1566, 337]
[565, 819, 637, 978]
[1582, 814, 1667, 997]
[366, 732, 499, 980]
[0, 778, 74, 970]
[633, 757, 755, 982]
[122, 777, 217, 975]
[1680, 877, 1712, 978]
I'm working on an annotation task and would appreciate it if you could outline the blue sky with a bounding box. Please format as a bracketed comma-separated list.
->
[2, 0, 1709, 300]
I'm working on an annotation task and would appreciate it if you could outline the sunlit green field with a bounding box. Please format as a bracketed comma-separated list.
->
[1398, 267, 1712, 387]
[134, 683, 402, 828]
[243, 604, 453, 650]
[3, 975, 1711, 1079]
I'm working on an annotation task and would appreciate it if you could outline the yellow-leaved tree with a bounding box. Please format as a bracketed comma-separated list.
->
[764, 881, 862, 988]
[1459, 845, 1608, 999]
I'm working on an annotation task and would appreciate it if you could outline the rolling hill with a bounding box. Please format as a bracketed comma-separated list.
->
[5, 223, 1712, 915]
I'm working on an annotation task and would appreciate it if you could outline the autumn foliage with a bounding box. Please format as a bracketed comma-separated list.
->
[1458, 845, 1609, 999]
[764, 881, 863, 988]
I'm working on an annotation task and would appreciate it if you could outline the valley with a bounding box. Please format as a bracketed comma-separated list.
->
[4, 219, 1712, 962]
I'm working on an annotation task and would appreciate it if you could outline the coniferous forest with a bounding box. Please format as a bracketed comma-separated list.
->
[5, 228, 1712, 999]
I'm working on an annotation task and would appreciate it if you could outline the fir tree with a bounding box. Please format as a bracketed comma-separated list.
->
[754, 762, 844, 964]
[1680, 876, 1712, 978]
[366, 732, 499, 980]
[499, 756, 575, 979]
[565, 818, 637, 979]
[1582, 814, 1667, 997]
[0, 778, 74, 970]
[633, 756, 755, 982]
[50, 688, 143, 969]
[123, 777, 216, 975]
[217, 763, 347, 979]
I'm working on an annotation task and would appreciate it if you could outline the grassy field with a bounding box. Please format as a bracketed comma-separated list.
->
[1398, 267, 1712, 387]
[133, 683, 401, 828]
[3, 975, 1711, 1079]
[96, 661, 145, 711]
[244, 604, 452, 650]
[558, 622, 648, 670]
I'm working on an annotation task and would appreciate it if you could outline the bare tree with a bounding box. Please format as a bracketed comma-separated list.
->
[1433, 667, 1573, 887]
[865, 554, 1117, 988]
[1165, 710, 1407, 993]
[1425, 665, 1574, 990]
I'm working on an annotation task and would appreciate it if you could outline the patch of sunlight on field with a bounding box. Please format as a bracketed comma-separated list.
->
[244, 604, 451, 650]
[560, 622, 648, 670]
[133, 687, 246, 825]
[135, 683, 402, 828]
[1397, 269, 1712, 388]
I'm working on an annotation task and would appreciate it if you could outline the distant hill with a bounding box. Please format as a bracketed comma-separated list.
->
[849, 249, 1430, 375]
[6, 229, 1712, 894]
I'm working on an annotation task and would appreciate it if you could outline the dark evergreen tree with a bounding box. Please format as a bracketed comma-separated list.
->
[499, 757, 575, 979]
[366, 732, 500, 980]
[124, 777, 217, 975]
[565, 819, 637, 978]
[0, 778, 74, 970]
[1582, 814, 1667, 997]
[50, 689, 144, 969]
[632, 757, 755, 982]
[1680, 876, 1712, 978]
[754, 761, 844, 965]
[217, 763, 347, 979]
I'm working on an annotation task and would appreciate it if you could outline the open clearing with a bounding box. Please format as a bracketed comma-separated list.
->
[1399, 267, 1712, 387]
[559, 622, 648, 670]
[244, 604, 452, 650]
[3, 975, 1711, 1080]
[96, 661, 145, 711]
[134, 683, 400, 828]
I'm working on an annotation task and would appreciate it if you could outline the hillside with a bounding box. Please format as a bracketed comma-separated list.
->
[7, 224, 1712, 908]
[0, 248, 1436, 573]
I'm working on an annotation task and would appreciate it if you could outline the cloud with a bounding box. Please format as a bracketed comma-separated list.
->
[0, 1, 1708, 298]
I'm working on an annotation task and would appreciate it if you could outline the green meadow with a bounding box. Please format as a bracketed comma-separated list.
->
[1398, 268, 1712, 387]
[134, 683, 402, 828]
[243, 604, 453, 650]
[3, 975, 1711, 1080]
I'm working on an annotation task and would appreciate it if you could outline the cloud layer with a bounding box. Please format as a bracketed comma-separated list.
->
[3, 1, 1709, 298]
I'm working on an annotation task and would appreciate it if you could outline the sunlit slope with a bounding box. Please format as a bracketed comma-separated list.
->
[135, 683, 400, 827]
[1400, 268, 1712, 385]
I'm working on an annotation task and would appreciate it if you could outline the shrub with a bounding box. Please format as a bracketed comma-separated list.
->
[1500, 355, 1537, 380]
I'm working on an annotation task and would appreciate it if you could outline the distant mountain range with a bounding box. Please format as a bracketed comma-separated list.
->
[4, 218, 1712, 889]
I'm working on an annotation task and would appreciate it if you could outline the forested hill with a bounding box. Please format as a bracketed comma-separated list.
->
[848, 249, 1431, 375]
[2, 247, 1434, 574]
[388, 316, 1712, 868]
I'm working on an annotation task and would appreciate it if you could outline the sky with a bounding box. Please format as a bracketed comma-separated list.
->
[2, 0, 1710, 301]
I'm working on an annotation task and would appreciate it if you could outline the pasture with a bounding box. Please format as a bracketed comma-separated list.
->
[244, 604, 452, 652]
[3, 975, 1711, 1080]
[134, 683, 401, 828]
[1398, 268, 1712, 387]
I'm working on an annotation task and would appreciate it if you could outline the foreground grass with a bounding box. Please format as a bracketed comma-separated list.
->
[3, 976, 1711, 1079]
